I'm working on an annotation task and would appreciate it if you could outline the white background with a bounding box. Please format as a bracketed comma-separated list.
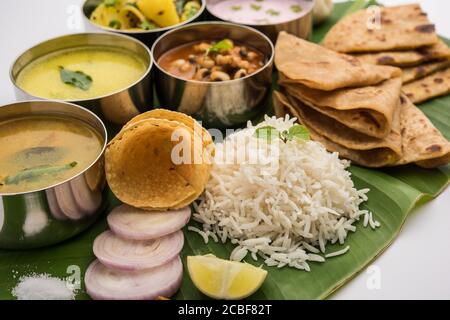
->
[0, 0, 449, 299]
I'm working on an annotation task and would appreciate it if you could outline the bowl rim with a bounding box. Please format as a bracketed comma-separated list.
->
[9, 32, 153, 103]
[205, 0, 315, 27]
[81, 0, 206, 34]
[151, 21, 275, 85]
[0, 100, 108, 197]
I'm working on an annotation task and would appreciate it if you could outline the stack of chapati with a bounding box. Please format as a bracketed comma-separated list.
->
[322, 3, 450, 104]
[274, 31, 450, 168]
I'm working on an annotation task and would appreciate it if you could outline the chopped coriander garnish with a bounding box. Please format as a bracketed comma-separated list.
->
[266, 9, 280, 16]
[290, 4, 302, 13]
[231, 5, 242, 11]
[205, 39, 234, 56]
[250, 4, 262, 11]
[108, 19, 121, 29]
[140, 20, 157, 30]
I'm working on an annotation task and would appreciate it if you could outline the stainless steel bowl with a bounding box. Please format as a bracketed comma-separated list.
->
[0, 101, 107, 250]
[152, 21, 274, 129]
[206, 0, 314, 43]
[10, 32, 153, 128]
[82, 0, 206, 46]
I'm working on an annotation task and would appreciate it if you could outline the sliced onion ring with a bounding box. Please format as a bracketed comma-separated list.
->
[107, 204, 191, 240]
[85, 257, 183, 300]
[93, 230, 184, 271]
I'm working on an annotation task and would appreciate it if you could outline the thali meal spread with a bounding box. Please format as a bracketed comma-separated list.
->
[0, 116, 103, 194]
[90, 0, 201, 31]
[16, 46, 147, 100]
[4, 0, 450, 302]
[157, 39, 265, 81]
[207, 0, 314, 25]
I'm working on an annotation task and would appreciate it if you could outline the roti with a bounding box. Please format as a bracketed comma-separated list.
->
[395, 96, 450, 168]
[280, 76, 402, 138]
[352, 40, 450, 67]
[322, 4, 438, 53]
[275, 31, 401, 91]
[401, 60, 450, 84]
[402, 67, 450, 103]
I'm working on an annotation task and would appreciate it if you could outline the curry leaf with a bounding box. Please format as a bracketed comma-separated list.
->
[254, 126, 280, 141]
[5, 162, 77, 185]
[59, 67, 93, 91]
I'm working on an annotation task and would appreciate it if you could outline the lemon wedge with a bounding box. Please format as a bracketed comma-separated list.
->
[187, 255, 267, 300]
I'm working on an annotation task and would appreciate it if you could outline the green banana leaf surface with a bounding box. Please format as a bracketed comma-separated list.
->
[0, 1, 449, 300]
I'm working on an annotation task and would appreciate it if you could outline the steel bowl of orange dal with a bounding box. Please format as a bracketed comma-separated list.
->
[9, 32, 153, 128]
[0, 101, 108, 249]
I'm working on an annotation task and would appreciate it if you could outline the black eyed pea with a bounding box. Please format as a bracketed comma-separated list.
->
[234, 69, 247, 79]
[194, 68, 211, 81]
[216, 54, 233, 66]
[210, 71, 231, 82]
[197, 56, 215, 69]
[172, 59, 186, 69]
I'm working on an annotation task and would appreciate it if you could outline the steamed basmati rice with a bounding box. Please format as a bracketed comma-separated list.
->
[192, 115, 379, 270]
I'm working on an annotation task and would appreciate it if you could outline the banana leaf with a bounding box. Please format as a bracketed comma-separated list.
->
[0, 1, 449, 300]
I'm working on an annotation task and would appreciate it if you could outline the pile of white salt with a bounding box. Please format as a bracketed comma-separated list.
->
[12, 274, 76, 300]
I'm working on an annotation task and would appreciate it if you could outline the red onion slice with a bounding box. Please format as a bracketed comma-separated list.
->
[93, 230, 184, 271]
[85, 257, 183, 300]
[54, 183, 84, 220]
[45, 189, 67, 220]
[107, 204, 191, 240]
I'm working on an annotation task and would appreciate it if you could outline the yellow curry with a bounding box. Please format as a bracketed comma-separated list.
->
[16, 46, 147, 100]
[0, 116, 103, 194]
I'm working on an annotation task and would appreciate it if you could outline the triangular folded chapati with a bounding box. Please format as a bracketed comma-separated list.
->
[273, 92, 450, 168]
[395, 95, 450, 168]
[273, 91, 402, 167]
[275, 31, 401, 91]
[280, 76, 402, 138]
[402, 67, 450, 103]
[352, 40, 450, 67]
[322, 4, 438, 53]
[401, 60, 450, 84]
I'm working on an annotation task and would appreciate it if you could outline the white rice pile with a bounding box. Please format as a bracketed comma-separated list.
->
[190, 115, 379, 270]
